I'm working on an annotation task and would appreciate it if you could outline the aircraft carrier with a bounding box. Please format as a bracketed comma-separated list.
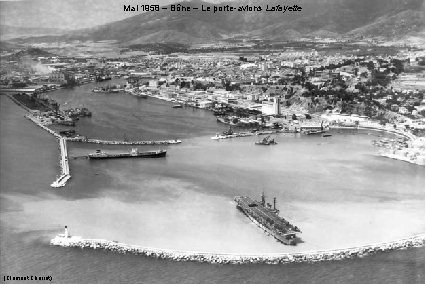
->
[235, 193, 301, 245]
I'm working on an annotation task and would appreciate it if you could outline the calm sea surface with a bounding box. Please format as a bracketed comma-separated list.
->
[0, 83, 424, 283]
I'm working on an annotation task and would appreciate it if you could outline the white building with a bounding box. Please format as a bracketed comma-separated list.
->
[199, 100, 213, 108]
[261, 98, 281, 115]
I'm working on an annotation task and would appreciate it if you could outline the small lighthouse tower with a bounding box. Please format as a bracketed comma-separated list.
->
[64, 226, 69, 238]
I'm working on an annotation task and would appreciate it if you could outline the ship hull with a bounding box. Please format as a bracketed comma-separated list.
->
[236, 204, 296, 245]
[305, 130, 326, 135]
[89, 150, 166, 159]
[255, 142, 277, 145]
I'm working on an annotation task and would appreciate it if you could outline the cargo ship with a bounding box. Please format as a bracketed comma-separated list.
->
[88, 148, 166, 159]
[235, 193, 301, 245]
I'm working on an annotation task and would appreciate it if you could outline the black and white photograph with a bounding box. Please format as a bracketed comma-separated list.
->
[0, 0, 425, 283]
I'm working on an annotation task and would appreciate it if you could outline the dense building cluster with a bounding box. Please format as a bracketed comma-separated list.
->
[1, 44, 424, 136]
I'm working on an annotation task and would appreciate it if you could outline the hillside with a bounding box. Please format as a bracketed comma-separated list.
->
[0, 25, 67, 40]
[5, 48, 55, 61]
[346, 10, 425, 39]
[5, 0, 425, 44]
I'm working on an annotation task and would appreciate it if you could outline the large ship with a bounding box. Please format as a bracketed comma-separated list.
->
[88, 148, 166, 159]
[235, 193, 301, 245]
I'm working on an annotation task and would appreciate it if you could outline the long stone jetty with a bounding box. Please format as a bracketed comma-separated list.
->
[23, 113, 181, 187]
[7, 94, 33, 112]
[25, 115, 61, 139]
[50, 137, 71, 188]
[66, 137, 182, 145]
[23, 115, 71, 187]
[50, 231, 424, 265]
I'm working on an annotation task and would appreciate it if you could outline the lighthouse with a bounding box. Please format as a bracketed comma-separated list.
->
[64, 226, 69, 238]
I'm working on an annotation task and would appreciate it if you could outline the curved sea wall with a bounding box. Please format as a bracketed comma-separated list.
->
[51, 234, 425, 265]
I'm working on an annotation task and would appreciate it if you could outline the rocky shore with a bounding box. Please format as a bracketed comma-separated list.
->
[50, 234, 424, 265]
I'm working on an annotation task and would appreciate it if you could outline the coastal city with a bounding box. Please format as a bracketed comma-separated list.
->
[2, 40, 425, 170]
[0, 0, 425, 283]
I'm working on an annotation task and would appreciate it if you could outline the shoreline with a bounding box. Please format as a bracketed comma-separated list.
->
[50, 233, 425, 265]
[330, 125, 414, 140]
[330, 125, 424, 165]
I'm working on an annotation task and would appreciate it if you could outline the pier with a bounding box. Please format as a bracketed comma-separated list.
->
[51, 138, 71, 188]
[211, 130, 286, 140]
[66, 137, 182, 145]
[23, 114, 72, 187]
[50, 227, 425, 265]
[21, 110, 181, 188]
[25, 115, 62, 138]
[211, 132, 254, 140]
[24, 113, 182, 146]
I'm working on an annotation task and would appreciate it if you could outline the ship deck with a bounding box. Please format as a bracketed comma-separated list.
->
[235, 196, 299, 235]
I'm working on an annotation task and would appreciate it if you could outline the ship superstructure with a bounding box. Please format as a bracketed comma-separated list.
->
[235, 193, 301, 245]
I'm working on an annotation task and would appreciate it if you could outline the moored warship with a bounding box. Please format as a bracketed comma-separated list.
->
[235, 193, 301, 245]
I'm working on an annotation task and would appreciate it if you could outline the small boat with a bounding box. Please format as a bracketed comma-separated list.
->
[255, 135, 277, 145]
[136, 92, 148, 98]
[322, 134, 332, 137]
[305, 130, 327, 135]
[211, 133, 225, 140]
[172, 104, 183, 108]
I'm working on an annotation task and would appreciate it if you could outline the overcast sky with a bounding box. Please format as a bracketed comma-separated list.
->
[0, 0, 206, 30]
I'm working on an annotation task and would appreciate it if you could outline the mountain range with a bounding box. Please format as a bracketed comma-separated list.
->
[3, 0, 425, 45]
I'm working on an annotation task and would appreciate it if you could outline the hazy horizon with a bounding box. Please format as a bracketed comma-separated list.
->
[0, 0, 229, 30]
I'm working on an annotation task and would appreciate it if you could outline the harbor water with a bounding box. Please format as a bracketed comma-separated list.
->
[0, 84, 424, 283]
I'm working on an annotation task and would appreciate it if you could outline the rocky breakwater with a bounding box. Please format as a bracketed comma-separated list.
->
[50, 234, 424, 265]
[25, 115, 61, 139]
[7, 94, 33, 112]
[50, 138, 71, 188]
